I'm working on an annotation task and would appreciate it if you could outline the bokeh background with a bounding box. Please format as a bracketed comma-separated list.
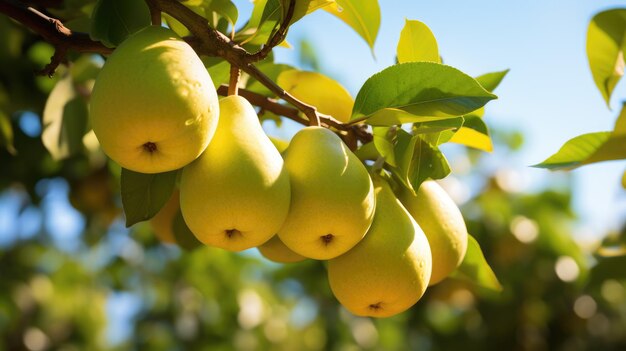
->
[1, 0, 626, 350]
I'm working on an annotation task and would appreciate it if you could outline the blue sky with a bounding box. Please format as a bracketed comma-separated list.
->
[256, 0, 626, 239]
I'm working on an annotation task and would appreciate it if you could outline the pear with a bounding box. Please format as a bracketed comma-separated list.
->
[399, 180, 468, 285]
[90, 26, 219, 174]
[150, 189, 180, 244]
[257, 235, 307, 263]
[180, 95, 290, 251]
[328, 178, 432, 318]
[277, 127, 375, 260]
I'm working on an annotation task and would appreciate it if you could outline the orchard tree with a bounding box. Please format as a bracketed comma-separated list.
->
[1, 0, 625, 350]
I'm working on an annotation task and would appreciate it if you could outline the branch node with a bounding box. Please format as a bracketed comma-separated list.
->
[37, 46, 67, 77]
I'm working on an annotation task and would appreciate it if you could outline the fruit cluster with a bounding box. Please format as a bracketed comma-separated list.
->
[90, 26, 469, 318]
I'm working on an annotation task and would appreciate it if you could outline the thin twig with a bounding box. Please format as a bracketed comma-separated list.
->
[248, 0, 296, 62]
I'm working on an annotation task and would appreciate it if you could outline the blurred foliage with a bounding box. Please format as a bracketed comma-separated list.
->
[2, 4, 626, 351]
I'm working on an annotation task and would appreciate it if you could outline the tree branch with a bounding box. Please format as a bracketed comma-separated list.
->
[216, 85, 372, 145]
[0, 0, 110, 54]
[0, 0, 372, 143]
[0, 0, 111, 75]
[247, 0, 296, 62]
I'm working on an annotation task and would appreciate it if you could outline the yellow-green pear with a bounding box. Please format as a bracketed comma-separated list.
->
[328, 178, 432, 318]
[399, 180, 468, 285]
[180, 95, 290, 251]
[90, 26, 219, 174]
[258, 235, 306, 263]
[277, 126, 375, 260]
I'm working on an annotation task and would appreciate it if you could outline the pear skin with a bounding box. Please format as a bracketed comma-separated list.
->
[150, 189, 180, 244]
[90, 26, 219, 174]
[277, 127, 375, 260]
[180, 96, 290, 251]
[258, 235, 306, 263]
[328, 179, 432, 318]
[399, 180, 468, 285]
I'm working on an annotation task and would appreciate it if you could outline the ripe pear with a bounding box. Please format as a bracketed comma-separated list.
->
[90, 26, 219, 174]
[150, 189, 180, 244]
[180, 95, 290, 251]
[257, 235, 306, 263]
[149, 190, 203, 250]
[399, 180, 468, 285]
[277, 127, 375, 260]
[328, 178, 432, 318]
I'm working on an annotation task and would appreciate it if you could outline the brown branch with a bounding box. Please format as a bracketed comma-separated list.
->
[216, 85, 372, 145]
[0, 0, 373, 143]
[248, 0, 296, 62]
[0, 0, 111, 75]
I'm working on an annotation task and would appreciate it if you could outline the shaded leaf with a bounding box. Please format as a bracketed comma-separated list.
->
[373, 126, 397, 167]
[352, 62, 497, 124]
[324, 0, 380, 51]
[586, 9, 626, 106]
[42, 75, 89, 160]
[121, 168, 178, 227]
[90, 0, 151, 48]
[451, 235, 503, 292]
[277, 69, 353, 122]
[354, 141, 380, 161]
[390, 130, 450, 194]
[397, 19, 439, 63]
[412, 117, 464, 135]
[173, 210, 203, 251]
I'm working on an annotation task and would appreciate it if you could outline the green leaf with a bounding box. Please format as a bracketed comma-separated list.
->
[0, 111, 16, 155]
[451, 235, 502, 292]
[475, 69, 509, 93]
[324, 0, 380, 51]
[354, 141, 380, 161]
[352, 62, 497, 124]
[412, 117, 464, 135]
[41, 75, 89, 160]
[373, 126, 397, 167]
[121, 168, 178, 227]
[238, 0, 330, 45]
[172, 210, 203, 251]
[397, 19, 439, 63]
[586, 9, 626, 106]
[203, 57, 231, 90]
[90, 0, 151, 48]
[448, 115, 493, 152]
[535, 104, 626, 170]
[534, 132, 613, 170]
[205, 0, 239, 27]
[389, 131, 451, 194]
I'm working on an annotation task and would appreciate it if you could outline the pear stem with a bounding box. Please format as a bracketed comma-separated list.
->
[228, 65, 240, 96]
[146, 0, 161, 26]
